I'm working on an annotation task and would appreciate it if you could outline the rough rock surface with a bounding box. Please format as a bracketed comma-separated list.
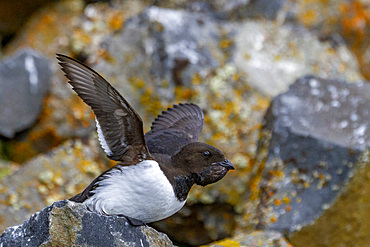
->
[257, 76, 370, 234]
[232, 22, 362, 97]
[93, 6, 223, 119]
[290, 151, 370, 247]
[153, 0, 288, 20]
[0, 139, 106, 232]
[0, 49, 51, 138]
[0, 200, 173, 247]
[0, 0, 369, 246]
[207, 230, 291, 247]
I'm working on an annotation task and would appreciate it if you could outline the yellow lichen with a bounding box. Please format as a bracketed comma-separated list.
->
[208, 238, 241, 247]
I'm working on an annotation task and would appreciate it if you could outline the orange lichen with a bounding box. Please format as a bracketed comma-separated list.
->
[304, 182, 310, 188]
[274, 199, 281, 206]
[109, 11, 124, 31]
[253, 96, 270, 111]
[270, 216, 278, 223]
[73, 29, 92, 45]
[301, 9, 318, 26]
[174, 87, 197, 101]
[340, 1, 369, 40]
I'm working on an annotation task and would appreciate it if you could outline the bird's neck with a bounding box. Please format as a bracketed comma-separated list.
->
[172, 173, 200, 201]
[153, 153, 200, 201]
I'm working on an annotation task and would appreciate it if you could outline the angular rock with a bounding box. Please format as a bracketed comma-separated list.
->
[207, 230, 291, 247]
[257, 76, 370, 233]
[232, 22, 363, 97]
[0, 139, 105, 232]
[0, 48, 51, 138]
[290, 152, 370, 247]
[0, 200, 173, 247]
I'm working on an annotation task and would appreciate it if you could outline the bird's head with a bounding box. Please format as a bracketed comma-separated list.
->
[172, 142, 235, 186]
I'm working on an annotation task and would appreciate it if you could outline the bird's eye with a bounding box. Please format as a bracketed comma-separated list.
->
[203, 151, 211, 157]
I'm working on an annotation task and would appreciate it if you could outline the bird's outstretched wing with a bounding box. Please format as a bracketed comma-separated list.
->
[57, 54, 152, 163]
[145, 103, 204, 156]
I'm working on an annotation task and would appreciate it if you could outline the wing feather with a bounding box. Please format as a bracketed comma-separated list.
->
[145, 103, 204, 156]
[57, 54, 151, 163]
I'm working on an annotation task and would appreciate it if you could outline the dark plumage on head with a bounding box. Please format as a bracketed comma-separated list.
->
[171, 142, 235, 186]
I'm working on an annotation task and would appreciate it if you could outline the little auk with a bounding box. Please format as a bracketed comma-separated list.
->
[57, 54, 235, 225]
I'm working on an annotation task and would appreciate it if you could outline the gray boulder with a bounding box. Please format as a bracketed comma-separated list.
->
[0, 49, 51, 138]
[0, 200, 173, 247]
[257, 75, 370, 233]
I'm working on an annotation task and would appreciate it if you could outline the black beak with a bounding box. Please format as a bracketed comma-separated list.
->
[220, 159, 235, 170]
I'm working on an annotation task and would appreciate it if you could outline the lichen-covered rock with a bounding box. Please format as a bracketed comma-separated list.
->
[232, 22, 363, 97]
[0, 1, 368, 246]
[92, 6, 224, 120]
[0, 139, 107, 232]
[257, 76, 370, 236]
[290, 151, 370, 247]
[0, 200, 173, 247]
[207, 230, 292, 247]
[152, 0, 288, 20]
[0, 49, 51, 138]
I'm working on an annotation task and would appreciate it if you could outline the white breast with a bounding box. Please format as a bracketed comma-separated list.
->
[83, 160, 186, 223]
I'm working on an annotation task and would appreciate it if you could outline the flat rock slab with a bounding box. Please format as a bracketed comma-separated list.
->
[258, 75, 370, 233]
[0, 49, 51, 138]
[0, 200, 173, 247]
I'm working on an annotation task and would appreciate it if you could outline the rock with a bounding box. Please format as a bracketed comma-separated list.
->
[289, 153, 370, 247]
[1, 1, 368, 246]
[0, 200, 173, 247]
[257, 76, 370, 234]
[0, 49, 51, 138]
[93, 6, 223, 120]
[153, 0, 288, 20]
[232, 22, 363, 97]
[207, 230, 291, 247]
[0, 139, 106, 232]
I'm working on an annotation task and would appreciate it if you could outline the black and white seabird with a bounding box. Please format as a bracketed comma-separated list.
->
[57, 54, 235, 225]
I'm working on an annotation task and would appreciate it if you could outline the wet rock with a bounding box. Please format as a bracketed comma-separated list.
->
[0, 139, 106, 232]
[0, 49, 51, 138]
[0, 200, 173, 247]
[207, 230, 291, 247]
[257, 76, 370, 234]
[232, 22, 363, 97]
